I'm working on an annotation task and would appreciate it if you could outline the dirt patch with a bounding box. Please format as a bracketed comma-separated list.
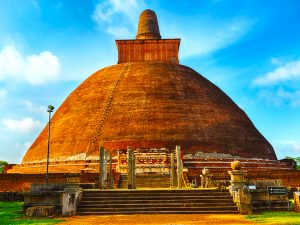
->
[58, 214, 257, 225]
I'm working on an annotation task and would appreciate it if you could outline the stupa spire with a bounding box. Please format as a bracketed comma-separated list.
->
[116, 9, 180, 64]
[136, 9, 161, 39]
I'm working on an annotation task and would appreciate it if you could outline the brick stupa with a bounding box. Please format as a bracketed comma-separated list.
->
[9, 10, 278, 173]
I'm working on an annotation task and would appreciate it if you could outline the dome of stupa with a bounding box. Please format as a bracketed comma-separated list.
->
[21, 9, 277, 168]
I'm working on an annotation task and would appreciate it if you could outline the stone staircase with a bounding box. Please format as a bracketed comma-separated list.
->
[76, 189, 238, 215]
[118, 174, 171, 189]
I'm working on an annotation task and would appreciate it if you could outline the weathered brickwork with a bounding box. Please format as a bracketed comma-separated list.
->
[0, 173, 105, 192]
[14, 61, 276, 172]
[116, 39, 180, 64]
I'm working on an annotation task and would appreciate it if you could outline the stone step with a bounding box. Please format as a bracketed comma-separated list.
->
[81, 192, 231, 197]
[77, 206, 237, 212]
[76, 189, 238, 215]
[78, 203, 236, 208]
[81, 196, 232, 200]
[83, 189, 224, 191]
[80, 198, 232, 204]
[83, 190, 230, 195]
[79, 199, 234, 204]
[77, 210, 238, 215]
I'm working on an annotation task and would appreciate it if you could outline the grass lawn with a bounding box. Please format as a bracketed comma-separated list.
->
[0, 202, 63, 225]
[246, 212, 300, 225]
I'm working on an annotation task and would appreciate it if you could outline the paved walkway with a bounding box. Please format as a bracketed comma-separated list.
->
[59, 214, 257, 225]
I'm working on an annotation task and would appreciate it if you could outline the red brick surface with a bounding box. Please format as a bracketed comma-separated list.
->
[13, 61, 277, 174]
[116, 39, 180, 64]
[0, 173, 100, 192]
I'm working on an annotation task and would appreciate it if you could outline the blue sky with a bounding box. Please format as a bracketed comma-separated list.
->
[0, 0, 300, 163]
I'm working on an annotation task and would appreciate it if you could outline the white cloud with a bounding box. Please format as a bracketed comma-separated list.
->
[0, 45, 61, 85]
[277, 89, 300, 107]
[171, 17, 254, 58]
[2, 117, 43, 133]
[0, 89, 7, 99]
[253, 59, 300, 86]
[92, 0, 144, 37]
[253, 58, 300, 107]
[20, 100, 47, 114]
[93, 0, 142, 23]
[93, 1, 115, 23]
[258, 88, 300, 107]
[270, 57, 283, 66]
[16, 141, 31, 151]
[107, 26, 130, 37]
[93, 1, 252, 56]
[274, 140, 300, 159]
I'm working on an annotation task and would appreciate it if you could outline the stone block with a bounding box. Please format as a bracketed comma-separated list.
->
[233, 189, 252, 215]
[26, 206, 55, 217]
[65, 174, 80, 184]
[30, 183, 67, 193]
[62, 187, 82, 216]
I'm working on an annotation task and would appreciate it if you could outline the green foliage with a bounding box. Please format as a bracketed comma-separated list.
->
[0, 160, 8, 173]
[0, 202, 63, 225]
[284, 156, 300, 170]
[246, 211, 300, 225]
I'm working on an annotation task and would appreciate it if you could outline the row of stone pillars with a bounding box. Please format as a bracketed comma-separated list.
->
[127, 145, 183, 189]
[99, 146, 114, 189]
[99, 145, 184, 189]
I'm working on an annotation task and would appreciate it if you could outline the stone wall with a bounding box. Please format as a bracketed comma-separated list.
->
[0, 192, 24, 201]
[1, 170, 300, 192]
[186, 169, 300, 188]
[183, 157, 293, 171]
[0, 173, 100, 192]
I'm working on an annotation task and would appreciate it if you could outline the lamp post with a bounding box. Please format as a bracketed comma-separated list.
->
[45, 105, 54, 184]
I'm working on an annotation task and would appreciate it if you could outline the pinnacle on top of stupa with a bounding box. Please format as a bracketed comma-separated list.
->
[136, 9, 161, 40]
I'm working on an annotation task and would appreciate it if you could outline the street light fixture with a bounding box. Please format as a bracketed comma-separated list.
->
[45, 105, 54, 184]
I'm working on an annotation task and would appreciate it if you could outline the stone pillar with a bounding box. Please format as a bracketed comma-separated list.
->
[99, 146, 105, 189]
[127, 147, 133, 189]
[132, 154, 136, 189]
[200, 167, 211, 188]
[103, 150, 108, 188]
[176, 145, 183, 189]
[170, 153, 175, 188]
[116, 150, 120, 173]
[294, 192, 300, 212]
[62, 186, 82, 216]
[233, 188, 252, 215]
[108, 153, 114, 189]
[228, 160, 252, 214]
[228, 170, 247, 195]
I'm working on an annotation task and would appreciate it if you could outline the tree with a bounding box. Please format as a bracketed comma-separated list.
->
[284, 156, 300, 170]
[0, 160, 8, 173]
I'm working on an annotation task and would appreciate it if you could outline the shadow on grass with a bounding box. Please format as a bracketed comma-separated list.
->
[246, 211, 300, 225]
[0, 202, 64, 225]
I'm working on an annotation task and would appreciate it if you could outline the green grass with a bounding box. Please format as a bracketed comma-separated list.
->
[0, 202, 63, 225]
[246, 211, 300, 225]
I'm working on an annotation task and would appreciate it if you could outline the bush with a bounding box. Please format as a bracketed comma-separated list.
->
[0, 161, 8, 173]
